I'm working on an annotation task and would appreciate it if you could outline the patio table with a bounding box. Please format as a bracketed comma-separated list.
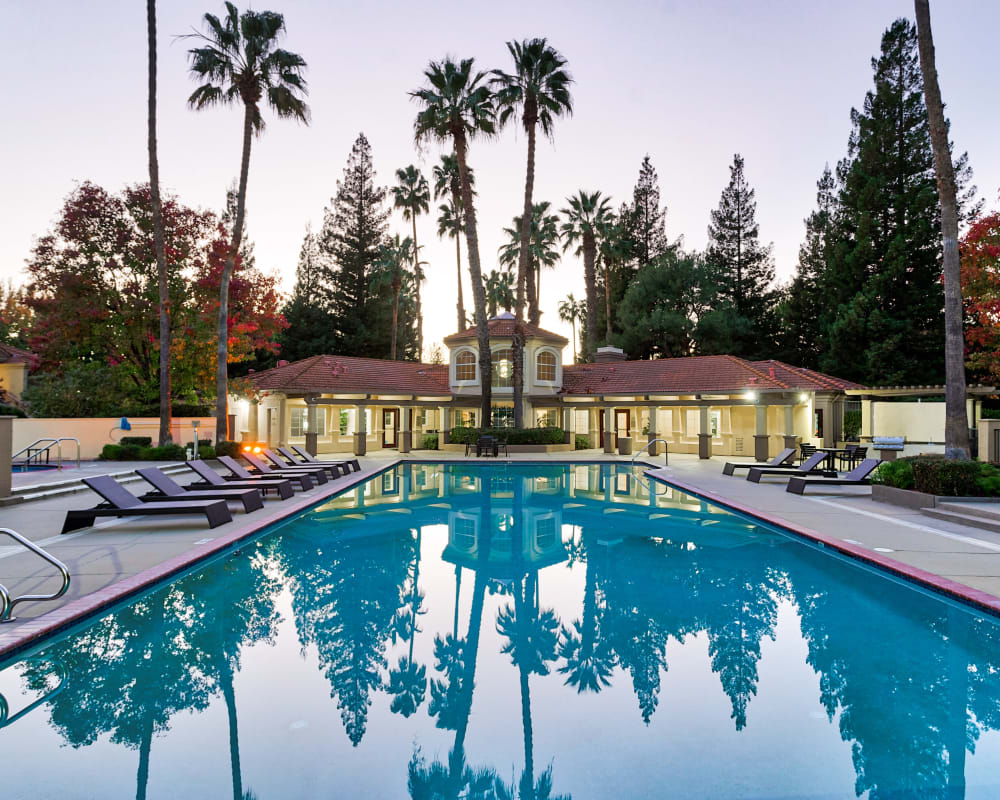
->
[818, 447, 851, 472]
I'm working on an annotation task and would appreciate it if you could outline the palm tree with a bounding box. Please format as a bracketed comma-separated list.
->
[499, 202, 561, 325]
[558, 538, 617, 693]
[597, 213, 629, 345]
[484, 269, 515, 318]
[914, 0, 969, 460]
[560, 191, 612, 361]
[147, 0, 171, 446]
[392, 165, 431, 356]
[433, 154, 476, 333]
[412, 58, 496, 425]
[377, 235, 414, 360]
[558, 294, 585, 363]
[184, 2, 308, 443]
[493, 39, 573, 429]
[388, 530, 427, 718]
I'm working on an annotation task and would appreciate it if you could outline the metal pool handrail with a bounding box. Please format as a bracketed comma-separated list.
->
[0, 657, 67, 729]
[10, 437, 81, 470]
[0, 528, 71, 623]
[632, 438, 669, 468]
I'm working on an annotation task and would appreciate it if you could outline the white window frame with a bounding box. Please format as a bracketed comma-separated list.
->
[452, 347, 478, 385]
[290, 407, 326, 438]
[535, 348, 559, 384]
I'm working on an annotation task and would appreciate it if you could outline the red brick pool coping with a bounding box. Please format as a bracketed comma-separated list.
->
[0, 460, 401, 661]
[653, 471, 1000, 618]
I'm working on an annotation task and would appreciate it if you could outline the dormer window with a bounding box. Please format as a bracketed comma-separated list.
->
[455, 350, 476, 381]
[492, 348, 513, 388]
[536, 350, 557, 382]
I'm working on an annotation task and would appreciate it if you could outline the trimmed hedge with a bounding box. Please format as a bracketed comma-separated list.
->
[120, 436, 152, 447]
[198, 444, 216, 459]
[0, 404, 27, 418]
[872, 455, 1000, 497]
[100, 443, 186, 461]
[449, 426, 565, 445]
[421, 434, 439, 450]
[575, 434, 591, 450]
[214, 440, 242, 458]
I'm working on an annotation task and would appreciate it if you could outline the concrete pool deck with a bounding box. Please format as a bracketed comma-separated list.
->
[4, 450, 1000, 657]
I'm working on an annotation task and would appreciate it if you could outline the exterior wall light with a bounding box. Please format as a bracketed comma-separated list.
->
[799, 393, 809, 403]
[743, 390, 757, 401]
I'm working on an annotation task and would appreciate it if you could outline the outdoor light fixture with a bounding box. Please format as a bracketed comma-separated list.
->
[743, 390, 757, 401]
[799, 393, 808, 402]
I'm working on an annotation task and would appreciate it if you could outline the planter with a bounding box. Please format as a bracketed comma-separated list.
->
[872, 484, 1000, 509]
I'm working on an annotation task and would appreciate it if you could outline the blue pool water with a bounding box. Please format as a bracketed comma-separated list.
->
[3, 462, 1000, 798]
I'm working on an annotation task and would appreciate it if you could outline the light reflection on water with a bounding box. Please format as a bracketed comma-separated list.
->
[2, 462, 1000, 799]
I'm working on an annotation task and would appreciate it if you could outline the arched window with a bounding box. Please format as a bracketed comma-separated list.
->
[455, 350, 476, 381]
[536, 350, 557, 382]
[492, 348, 513, 388]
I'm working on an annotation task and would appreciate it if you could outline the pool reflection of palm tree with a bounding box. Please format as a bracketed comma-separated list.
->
[389, 529, 428, 717]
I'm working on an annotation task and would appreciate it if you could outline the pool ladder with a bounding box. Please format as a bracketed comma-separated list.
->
[0, 528, 71, 623]
[630, 439, 670, 496]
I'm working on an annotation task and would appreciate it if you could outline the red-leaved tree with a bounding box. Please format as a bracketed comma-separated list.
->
[960, 205, 1000, 383]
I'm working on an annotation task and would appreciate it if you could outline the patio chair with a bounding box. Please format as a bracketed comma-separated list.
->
[799, 443, 817, 464]
[849, 446, 868, 469]
[217, 455, 315, 491]
[837, 444, 858, 470]
[186, 459, 294, 499]
[62, 476, 232, 534]
[242, 452, 329, 485]
[289, 445, 361, 474]
[273, 447, 348, 478]
[475, 436, 498, 457]
[786, 459, 881, 495]
[135, 467, 264, 513]
[722, 448, 796, 476]
[746, 451, 837, 483]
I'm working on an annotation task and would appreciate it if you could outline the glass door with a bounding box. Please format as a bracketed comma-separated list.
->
[382, 409, 398, 448]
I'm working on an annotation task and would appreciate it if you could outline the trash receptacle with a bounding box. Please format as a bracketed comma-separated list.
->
[618, 437, 632, 456]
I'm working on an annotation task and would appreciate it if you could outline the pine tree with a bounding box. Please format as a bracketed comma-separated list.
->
[317, 133, 392, 357]
[627, 155, 668, 268]
[820, 19, 977, 385]
[704, 154, 776, 358]
[278, 224, 338, 362]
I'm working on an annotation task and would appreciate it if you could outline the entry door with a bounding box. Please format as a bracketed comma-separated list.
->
[382, 408, 399, 448]
[615, 409, 630, 447]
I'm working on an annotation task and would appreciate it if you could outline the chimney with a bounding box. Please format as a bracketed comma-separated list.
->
[768, 366, 775, 379]
[594, 346, 626, 363]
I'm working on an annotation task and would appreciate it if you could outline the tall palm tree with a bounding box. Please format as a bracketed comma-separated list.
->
[484, 269, 515, 318]
[914, 0, 969, 460]
[493, 39, 573, 428]
[499, 202, 561, 325]
[184, 2, 308, 443]
[558, 294, 585, 363]
[412, 58, 496, 425]
[560, 191, 612, 361]
[377, 235, 414, 360]
[597, 213, 629, 345]
[392, 165, 431, 356]
[147, 0, 171, 446]
[433, 154, 476, 333]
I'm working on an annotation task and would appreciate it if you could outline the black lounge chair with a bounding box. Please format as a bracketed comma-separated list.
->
[722, 448, 796, 476]
[136, 467, 264, 513]
[786, 459, 881, 495]
[290, 445, 361, 473]
[243, 452, 328, 485]
[264, 448, 344, 479]
[747, 451, 836, 483]
[217, 455, 315, 491]
[276, 446, 350, 478]
[186, 459, 294, 500]
[62, 476, 232, 534]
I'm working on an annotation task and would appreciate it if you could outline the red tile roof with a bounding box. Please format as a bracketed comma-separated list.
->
[251, 355, 450, 395]
[749, 360, 864, 392]
[0, 343, 37, 367]
[443, 318, 568, 346]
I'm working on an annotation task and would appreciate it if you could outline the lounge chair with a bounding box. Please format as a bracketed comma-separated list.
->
[242, 452, 329, 485]
[217, 455, 315, 491]
[747, 451, 836, 483]
[290, 445, 361, 473]
[722, 448, 796, 476]
[786, 459, 881, 495]
[186, 459, 294, 500]
[136, 467, 264, 513]
[62, 476, 232, 534]
[276, 446, 350, 477]
[264, 448, 344, 479]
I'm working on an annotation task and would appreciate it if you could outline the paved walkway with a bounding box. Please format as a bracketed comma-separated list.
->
[4, 449, 1000, 656]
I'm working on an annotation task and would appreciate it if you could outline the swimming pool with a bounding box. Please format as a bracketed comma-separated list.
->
[2, 461, 1000, 798]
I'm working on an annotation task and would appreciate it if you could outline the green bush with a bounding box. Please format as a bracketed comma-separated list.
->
[100, 444, 122, 460]
[198, 444, 216, 459]
[214, 440, 241, 458]
[575, 434, 591, 450]
[120, 436, 152, 447]
[449, 426, 565, 446]
[421, 434, 439, 450]
[0, 404, 27, 418]
[138, 444, 187, 461]
[449, 426, 479, 445]
[843, 410, 862, 441]
[873, 455, 1000, 497]
[871, 459, 914, 490]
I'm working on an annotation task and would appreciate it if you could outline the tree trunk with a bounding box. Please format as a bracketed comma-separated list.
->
[571, 318, 577, 363]
[220, 662, 243, 800]
[390, 281, 400, 360]
[454, 217, 466, 330]
[604, 261, 612, 345]
[135, 712, 154, 800]
[583, 233, 597, 361]
[411, 214, 422, 358]
[512, 112, 537, 430]
[453, 131, 491, 426]
[526, 263, 538, 325]
[914, 0, 969, 460]
[147, 0, 171, 446]
[216, 103, 254, 444]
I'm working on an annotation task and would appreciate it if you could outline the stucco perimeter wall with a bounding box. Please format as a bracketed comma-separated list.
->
[12, 417, 218, 460]
[871, 402, 944, 444]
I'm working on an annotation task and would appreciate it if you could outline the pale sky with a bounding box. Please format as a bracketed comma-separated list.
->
[2, 0, 997, 362]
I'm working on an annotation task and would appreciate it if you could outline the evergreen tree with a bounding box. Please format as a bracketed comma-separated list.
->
[704, 154, 776, 358]
[626, 155, 668, 268]
[820, 19, 977, 385]
[317, 133, 392, 358]
[278, 224, 338, 361]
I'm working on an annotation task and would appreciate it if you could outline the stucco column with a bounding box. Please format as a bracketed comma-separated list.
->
[782, 405, 797, 452]
[439, 406, 451, 444]
[354, 404, 367, 456]
[305, 402, 319, 456]
[647, 405, 659, 456]
[698, 406, 711, 459]
[278, 396, 288, 447]
[754, 404, 769, 461]
[248, 400, 259, 442]
[0, 416, 12, 499]
[562, 407, 573, 445]
[603, 405, 615, 454]
[588, 408, 600, 449]
[400, 406, 411, 454]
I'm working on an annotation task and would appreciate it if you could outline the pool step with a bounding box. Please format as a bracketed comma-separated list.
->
[922, 503, 1000, 534]
[1, 463, 190, 506]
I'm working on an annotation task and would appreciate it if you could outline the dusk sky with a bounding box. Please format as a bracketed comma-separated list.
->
[2, 0, 997, 361]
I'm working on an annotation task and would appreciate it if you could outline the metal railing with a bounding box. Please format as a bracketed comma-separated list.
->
[0, 528, 71, 623]
[630, 438, 670, 497]
[10, 437, 80, 471]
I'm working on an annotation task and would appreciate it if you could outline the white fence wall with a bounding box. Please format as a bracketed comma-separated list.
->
[12, 417, 218, 460]
[871, 402, 944, 443]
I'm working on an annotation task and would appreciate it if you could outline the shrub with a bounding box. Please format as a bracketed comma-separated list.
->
[0, 404, 27, 418]
[214, 440, 241, 458]
[198, 444, 216, 459]
[911, 458, 982, 496]
[449, 426, 478, 445]
[421, 434, 439, 450]
[138, 444, 187, 461]
[575, 434, 591, 450]
[119, 444, 142, 460]
[871, 459, 914, 490]
[449, 426, 565, 446]
[120, 436, 152, 447]
[100, 444, 122, 460]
